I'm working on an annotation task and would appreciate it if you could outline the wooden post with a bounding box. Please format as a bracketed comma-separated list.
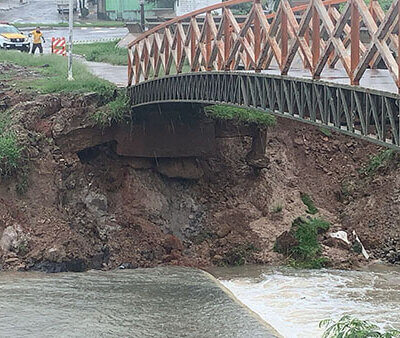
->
[312, 6, 320, 71]
[224, 14, 231, 70]
[281, 9, 288, 69]
[191, 18, 196, 71]
[351, 0, 360, 85]
[176, 30, 182, 73]
[206, 11, 212, 71]
[254, 0, 261, 71]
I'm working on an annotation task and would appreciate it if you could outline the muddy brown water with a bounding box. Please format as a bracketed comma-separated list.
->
[0, 265, 399, 337]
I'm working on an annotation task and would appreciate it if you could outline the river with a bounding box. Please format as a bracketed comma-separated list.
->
[0, 265, 399, 337]
[212, 264, 400, 337]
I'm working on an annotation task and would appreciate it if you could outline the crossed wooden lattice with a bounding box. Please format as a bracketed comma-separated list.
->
[128, 0, 400, 91]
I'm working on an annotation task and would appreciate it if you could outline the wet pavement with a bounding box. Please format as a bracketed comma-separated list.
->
[16, 26, 128, 52]
[84, 60, 127, 87]
[0, 0, 61, 23]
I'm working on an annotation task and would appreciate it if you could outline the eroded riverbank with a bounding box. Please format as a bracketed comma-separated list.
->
[0, 62, 400, 272]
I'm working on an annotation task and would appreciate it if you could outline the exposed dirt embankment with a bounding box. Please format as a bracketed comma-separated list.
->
[0, 69, 399, 272]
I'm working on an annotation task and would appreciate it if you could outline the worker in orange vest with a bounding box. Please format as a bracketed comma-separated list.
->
[29, 27, 45, 55]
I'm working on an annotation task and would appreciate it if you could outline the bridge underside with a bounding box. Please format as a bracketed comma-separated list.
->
[129, 72, 400, 149]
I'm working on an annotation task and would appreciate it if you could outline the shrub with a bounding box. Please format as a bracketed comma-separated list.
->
[0, 133, 22, 177]
[204, 104, 276, 127]
[290, 217, 330, 267]
[275, 217, 330, 269]
[0, 113, 23, 177]
[300, 193, 319, 215]
[320, 315, 400, 338]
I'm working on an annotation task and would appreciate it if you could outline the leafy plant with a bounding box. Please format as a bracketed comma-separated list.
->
[320, 315, 400, 338]
[275, 217, 330, 269]
[300, 193, 319, 215]
[204, 104, 276, 126]
[290, 217, 330, 266]
[360, 149, 396, 176]
[272, 204, 283, 213]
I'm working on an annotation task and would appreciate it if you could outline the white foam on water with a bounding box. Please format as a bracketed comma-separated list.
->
[220, 269, 400, 338]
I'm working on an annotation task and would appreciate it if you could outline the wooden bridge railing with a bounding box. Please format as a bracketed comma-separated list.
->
[128, 0, 400, 91]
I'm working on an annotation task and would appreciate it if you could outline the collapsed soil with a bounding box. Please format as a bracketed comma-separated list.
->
[0, 63, 399, 272]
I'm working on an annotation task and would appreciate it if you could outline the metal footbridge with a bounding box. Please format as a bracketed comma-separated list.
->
[127, 0, 400, 148]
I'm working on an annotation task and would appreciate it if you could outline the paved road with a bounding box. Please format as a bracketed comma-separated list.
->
[0, 0, 63, 24]
[17, 26, 128, 49]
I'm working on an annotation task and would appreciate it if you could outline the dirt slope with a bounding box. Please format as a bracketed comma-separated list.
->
[0, 64, 398, 272]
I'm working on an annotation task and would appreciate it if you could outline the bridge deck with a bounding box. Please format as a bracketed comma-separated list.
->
[256, 67, 398, 94]
[258, 66, 398, 95]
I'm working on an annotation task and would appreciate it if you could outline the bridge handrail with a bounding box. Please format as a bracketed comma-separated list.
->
[128, 0, 400, 91]
[129, 0, 346, 47]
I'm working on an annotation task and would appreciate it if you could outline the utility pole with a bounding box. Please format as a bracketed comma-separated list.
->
[140, 0, 145, 32]
[68, 0, 74, 81]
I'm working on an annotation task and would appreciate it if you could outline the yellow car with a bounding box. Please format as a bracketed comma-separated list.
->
[0, 23, 30, 52]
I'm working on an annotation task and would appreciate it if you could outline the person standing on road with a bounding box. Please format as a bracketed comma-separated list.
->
[29, 27, 45, 55]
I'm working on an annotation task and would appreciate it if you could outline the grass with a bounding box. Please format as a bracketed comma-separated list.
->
[74, 40, 128, 66]
[204, 104, 276, 126]
[0, 111, 23, 177]
[271, 204, 283, 213]
[92, 90, 131, 126]
[14, 21, 126, 28]
[320, 127, 332, 137]
[300, 193, 319, 215]
[0, 50, 116, 98]
[0, 51, 131, 127]
[320, 315, 400, 338]
[275, 217, 330, 269]
[360, 149, 396, 176]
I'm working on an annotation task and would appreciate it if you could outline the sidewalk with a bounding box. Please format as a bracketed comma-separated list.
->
[84, 60, 127, 87]
[0, 0, 27, 12]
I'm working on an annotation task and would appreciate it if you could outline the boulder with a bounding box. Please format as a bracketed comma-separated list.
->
[274, 231, 298, 255]
[156, 158, 204, 179]
[84, 192, 108, 217]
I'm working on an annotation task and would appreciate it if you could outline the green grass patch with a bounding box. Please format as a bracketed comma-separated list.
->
[300, 193, 318, 215]
[275, 217, 330, 269]
[74, 40, 128, 66]
[271, 204, 283, 213]
[14, 21, 126, 28]
[319, 127, 332, 137]
[92, 90, 130, 126]
[0, 50, 116, 98]
[360, 149, 396, 176]
[0, 112, 23, 177]
[320, 315, 400, 338]
[204, 104, 276, 126]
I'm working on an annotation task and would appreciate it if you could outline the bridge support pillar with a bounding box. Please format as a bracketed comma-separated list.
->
[246, 127, 269, 168]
